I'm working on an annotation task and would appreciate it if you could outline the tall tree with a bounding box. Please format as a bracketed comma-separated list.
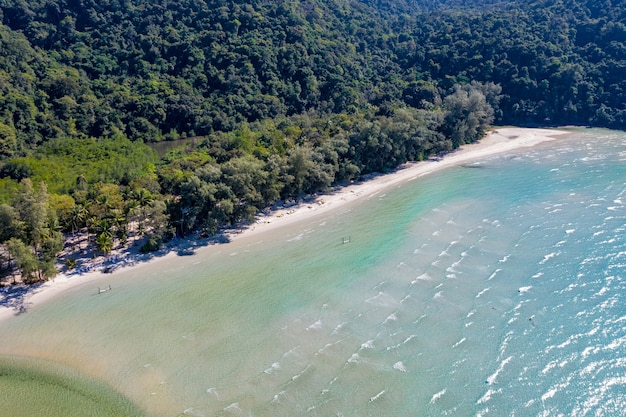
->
[10, 179, 63, 281]
[442, 83, 497, 147]
[0, 204, 21, 243]
[13, 179, 48, 254]
[6, 238, 38, 284]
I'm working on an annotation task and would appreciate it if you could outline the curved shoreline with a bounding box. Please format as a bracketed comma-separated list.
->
[0, 127, 570, 322]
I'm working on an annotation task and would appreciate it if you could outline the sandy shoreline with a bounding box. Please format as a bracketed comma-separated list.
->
[0, 127, 570, 321]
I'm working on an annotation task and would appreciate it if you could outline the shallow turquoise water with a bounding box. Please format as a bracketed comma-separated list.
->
[1, 129, 625, 416]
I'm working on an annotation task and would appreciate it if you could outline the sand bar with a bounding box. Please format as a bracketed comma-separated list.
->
[0, 127, 570, 321]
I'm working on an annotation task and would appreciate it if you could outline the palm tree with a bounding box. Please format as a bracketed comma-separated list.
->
[68, 204, 89, 252]
[71, 201, 90, 247]
[86, 215, 100, 253]
[110, 209, 127, 248]
[91, 217, 114, 256]
[123, 199, 140, 242]
[95, 218, 113, 238]
[95, 193, 113, 211]
[68, 205, 82, 235]
[133, 188, 155, 240]
[96, 232, 113, 255]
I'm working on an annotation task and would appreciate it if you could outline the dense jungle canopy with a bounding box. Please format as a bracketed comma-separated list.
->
[0, 0, 625, 281]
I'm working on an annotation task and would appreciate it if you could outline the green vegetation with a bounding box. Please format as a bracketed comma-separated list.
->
[0, 356, 145, 417]
[1, 0, 624, 283]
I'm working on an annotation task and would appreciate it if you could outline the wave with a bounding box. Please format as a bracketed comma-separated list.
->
[306, 320, 322, 331]
[477, 387, 501, 405]
[411, 273, 432, 284]
[205, 387, 219, 398]
[347, 353, 360, 363]
[539, 251, 560, 264]
[183, 407, 204, 416]
[486, 356, 513, 385]
[476, 287, 490, 298]
[393, 361, 407, 372]
[223, 402, 242, 415]
[369, 389, 385, 402]
[271, 390, 287, 404]
[383, 313, 398, 324]
[487, 268, 501, 280]
[263, 362, 281, 374]
[290, 363, 312, 382]
[429, 388, 447, 404]
[451, 337, 466, 348]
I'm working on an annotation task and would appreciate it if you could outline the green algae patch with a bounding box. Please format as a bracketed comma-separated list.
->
[0, 356, 146, 417]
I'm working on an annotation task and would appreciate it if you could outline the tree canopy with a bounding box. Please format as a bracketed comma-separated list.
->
[1, 0, 625, 281]
[0, 0, 624, 149]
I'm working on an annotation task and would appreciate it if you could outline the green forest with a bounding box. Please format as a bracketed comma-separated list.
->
[1, 0, 625, 283]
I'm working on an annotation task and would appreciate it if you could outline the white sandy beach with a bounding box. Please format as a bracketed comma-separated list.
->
[0, 127, 570, 321]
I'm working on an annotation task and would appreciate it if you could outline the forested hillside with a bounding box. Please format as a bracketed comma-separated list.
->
[1, 0, 624, 149]
[1, 0, 625, 282]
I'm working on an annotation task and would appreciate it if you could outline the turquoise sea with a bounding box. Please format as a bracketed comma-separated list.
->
[0, 128, 625, 416]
